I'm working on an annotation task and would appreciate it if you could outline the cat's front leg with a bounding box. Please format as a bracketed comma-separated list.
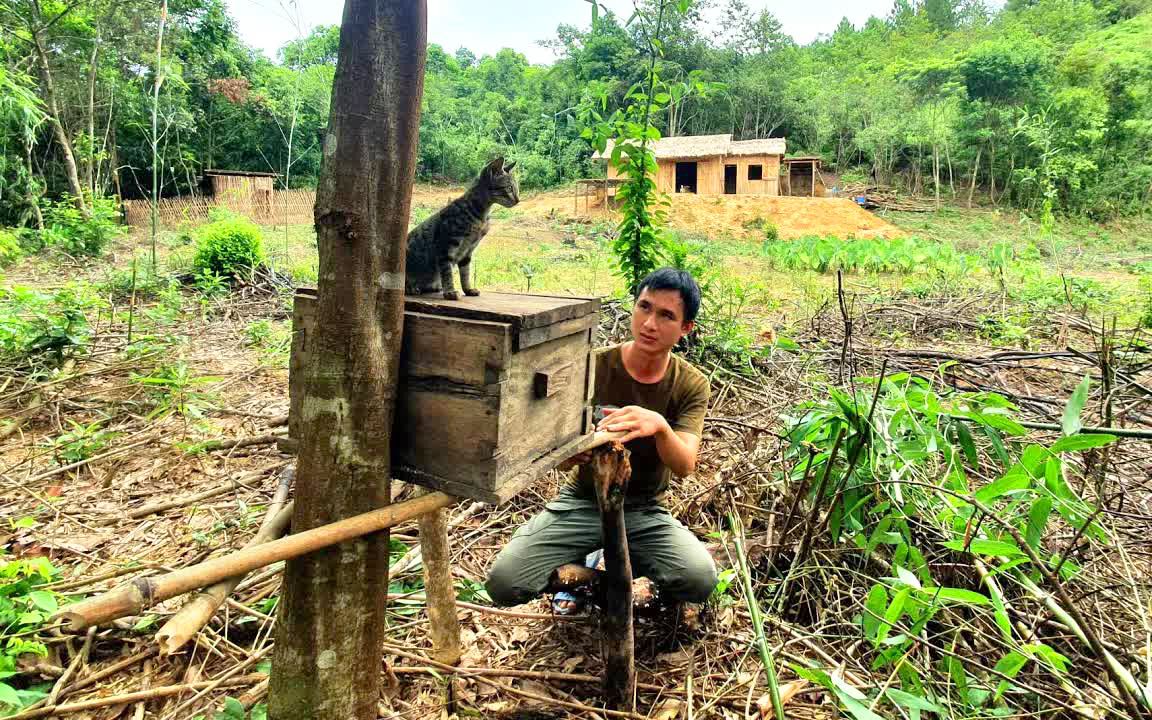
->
[439, 260, 459, 301]
[459, 256, 480, 297]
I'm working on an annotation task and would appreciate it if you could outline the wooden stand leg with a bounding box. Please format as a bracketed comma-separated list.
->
[419, 504, 461, 666]
[593, 441, 635, 711]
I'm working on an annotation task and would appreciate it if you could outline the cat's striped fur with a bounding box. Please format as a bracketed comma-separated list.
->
[405, 157, 519, 300]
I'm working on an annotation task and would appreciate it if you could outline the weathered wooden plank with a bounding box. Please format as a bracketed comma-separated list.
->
[393, 390, 501, 491]
[494, 331, 589, 473]
[401, 312, 511, 386]
[402, 292, 599, 331]
[517, 312, 598, 350]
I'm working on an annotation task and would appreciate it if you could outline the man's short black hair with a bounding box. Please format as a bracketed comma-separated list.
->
[637, 267, 701, 322]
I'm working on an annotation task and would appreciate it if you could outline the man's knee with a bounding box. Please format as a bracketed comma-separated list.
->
[484, 551, 541, 607]
[653, 543, 718, 603]
[677, 551, 719, 603]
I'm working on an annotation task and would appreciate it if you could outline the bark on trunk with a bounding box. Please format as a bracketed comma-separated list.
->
[30, 25, 88, 217]
[267, 2, 427, 719]
[594, 442, 635, 711]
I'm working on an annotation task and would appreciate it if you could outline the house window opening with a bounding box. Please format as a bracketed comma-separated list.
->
[675, 162, 698, 194]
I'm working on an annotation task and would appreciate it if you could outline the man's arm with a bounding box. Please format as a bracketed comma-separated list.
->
[598, 406, 700, 476]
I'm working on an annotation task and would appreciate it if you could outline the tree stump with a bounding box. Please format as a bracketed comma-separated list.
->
[593, 441, 634, 711]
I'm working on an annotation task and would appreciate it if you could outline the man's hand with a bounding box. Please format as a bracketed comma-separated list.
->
[597, 405, 671, 444]
[557, 450, 594, 471]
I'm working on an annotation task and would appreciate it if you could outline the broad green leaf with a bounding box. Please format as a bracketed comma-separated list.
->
[942, 538, 1026, 558]
[1062, 376, 1091, 436]
[0, 681, 20, 707]
[896, 566, 922, 590]
[976, 411, 1028, 437]
[932, 587, 992, 606]
[989, 582, 1013, 641]
[886, 687, 942, 712]
[1024, 643, 1071, 673]
[993, 650, 1029, 701]
[1049, 433, 1117, 453]
[974, 470, 1031, 504]
[863, 584, 886, 641]
[27, 590, 57, 614]
[878, 587, 909, 644]
[1026, 497, 1052, 550]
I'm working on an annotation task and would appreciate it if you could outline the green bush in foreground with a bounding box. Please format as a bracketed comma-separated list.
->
[193, 218, 265, 280]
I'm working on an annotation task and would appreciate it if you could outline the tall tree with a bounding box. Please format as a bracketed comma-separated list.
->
[267, 1, 427, 718]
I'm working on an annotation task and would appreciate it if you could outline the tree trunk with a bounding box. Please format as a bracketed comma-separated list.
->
[267, 2, 427, 719]
[85, 39, 99, 196]
[30, 25, 88, 217]
[967, 144, 982, 208]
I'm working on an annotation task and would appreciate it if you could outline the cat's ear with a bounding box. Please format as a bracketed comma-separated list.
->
[503, 160, 517, 172]
[487, 156, 505, 174]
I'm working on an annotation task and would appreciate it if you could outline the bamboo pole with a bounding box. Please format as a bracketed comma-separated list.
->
[54, 491, 456, 631]
[594, 441, 635, 711]
[156, 468, 295, 655]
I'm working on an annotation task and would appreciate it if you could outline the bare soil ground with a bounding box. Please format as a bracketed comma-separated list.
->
[516, 190, 903, 240]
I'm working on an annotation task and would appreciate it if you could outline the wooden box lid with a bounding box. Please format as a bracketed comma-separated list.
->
[403, 292, 600, 350]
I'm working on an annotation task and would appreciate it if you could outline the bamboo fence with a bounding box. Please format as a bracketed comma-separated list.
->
[122, 189, 317, 229]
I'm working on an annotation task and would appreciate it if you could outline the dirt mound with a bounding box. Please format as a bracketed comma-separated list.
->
[515, 189, 903, 240]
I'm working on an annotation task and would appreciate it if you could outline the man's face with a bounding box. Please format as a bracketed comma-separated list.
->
[631, 287, 693, 353]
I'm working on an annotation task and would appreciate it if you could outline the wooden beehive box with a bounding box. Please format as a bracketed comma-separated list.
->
[289, 289, 601, 503]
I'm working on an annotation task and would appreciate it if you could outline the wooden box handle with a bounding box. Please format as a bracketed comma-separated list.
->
[534, 362, 574, 399]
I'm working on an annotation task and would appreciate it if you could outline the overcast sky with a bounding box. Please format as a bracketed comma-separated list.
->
[224, 0, 901, 64]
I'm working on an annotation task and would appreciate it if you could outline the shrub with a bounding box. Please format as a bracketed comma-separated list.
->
[0, 229, 22, 267]
[41, 195, 123, 257]
[193, 218, 265, 280]
[0, 284, 98, 374]
[0, 556, 62, 712]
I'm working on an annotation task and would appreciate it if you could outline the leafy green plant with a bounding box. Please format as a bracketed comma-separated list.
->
[99, 266, 177, 302]
[245, 320, 290, 367]
[1, 556, 62, 712]
[39, 195, 122, 257]
[779, 373, 1120, 716]
[762, 236, 970, 276]
[0, 229, 23, 267]
[0, 284, 98, 374]
[197, 697, 267, 720]
[132, 362, 218, 420]
[578, 0, 719, 295]
[192, 218, 265, 280]
[45, 419, 117, 466]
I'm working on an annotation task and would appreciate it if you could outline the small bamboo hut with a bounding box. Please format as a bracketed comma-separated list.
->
[592, 134, 786, 196]
[781, 156, 825, 197]
[202, 169, 277, 220]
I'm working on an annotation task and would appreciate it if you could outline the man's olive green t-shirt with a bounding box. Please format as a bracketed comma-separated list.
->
[565, 344, 710, 505]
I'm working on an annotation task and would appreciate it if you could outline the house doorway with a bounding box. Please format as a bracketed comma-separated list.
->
[724, 165, 737, 194]
[675, 162, 698, 194]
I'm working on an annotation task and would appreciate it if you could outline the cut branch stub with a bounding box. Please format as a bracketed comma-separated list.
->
[593, 441, 635, 711]
[594, 441, 631, 512]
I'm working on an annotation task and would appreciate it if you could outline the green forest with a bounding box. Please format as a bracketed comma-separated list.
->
[2, 0, 1151, 229]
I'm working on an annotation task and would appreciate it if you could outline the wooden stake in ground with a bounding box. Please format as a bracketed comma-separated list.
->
[594, 441, 635, 711]
[418, 499, 462, 666]
[266, 1, 427, 718]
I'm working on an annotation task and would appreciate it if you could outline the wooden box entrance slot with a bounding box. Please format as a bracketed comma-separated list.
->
[289, 289, 601, 503]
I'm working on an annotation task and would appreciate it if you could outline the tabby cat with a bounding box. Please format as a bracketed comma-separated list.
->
[405, 157, 519, 300]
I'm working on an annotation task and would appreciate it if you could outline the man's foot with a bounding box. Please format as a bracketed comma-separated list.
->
[551, 549, 603, 615]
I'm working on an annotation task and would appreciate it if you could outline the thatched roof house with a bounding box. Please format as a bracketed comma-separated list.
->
[594, 134, 786, 196]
